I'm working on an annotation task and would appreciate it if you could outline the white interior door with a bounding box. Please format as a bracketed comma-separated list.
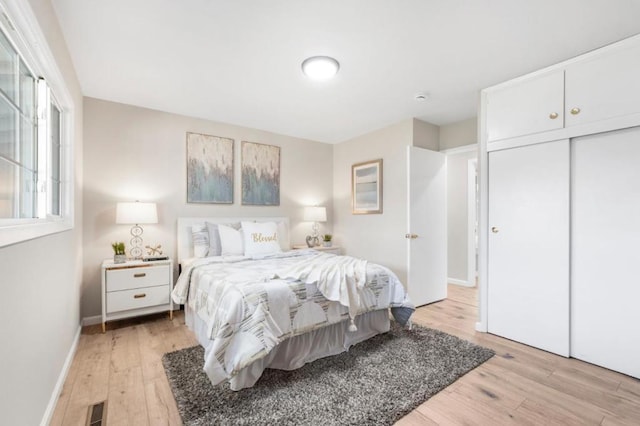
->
[488, 140, 570, 356]
[572, 127, 640, 378]
[407, 146, 447, 307]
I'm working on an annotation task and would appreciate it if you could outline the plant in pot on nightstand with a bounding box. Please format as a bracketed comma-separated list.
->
[322, 234, 333, 247]
[112, 242, 126, 263]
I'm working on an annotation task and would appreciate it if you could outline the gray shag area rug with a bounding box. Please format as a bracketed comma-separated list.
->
[162, 323, 494, 426]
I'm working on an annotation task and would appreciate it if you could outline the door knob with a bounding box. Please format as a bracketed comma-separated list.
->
[405, 234, 419, 239]
[491, 227, 499, 233]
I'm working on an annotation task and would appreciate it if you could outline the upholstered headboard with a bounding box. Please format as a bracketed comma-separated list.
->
[176, 217, 290, 265]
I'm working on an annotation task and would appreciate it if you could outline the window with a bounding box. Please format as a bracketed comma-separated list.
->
[0, 2, 74, 247]
[49, 99, 61, 216]
[35, 79, 64, 219]
[0, 29, 37, 220]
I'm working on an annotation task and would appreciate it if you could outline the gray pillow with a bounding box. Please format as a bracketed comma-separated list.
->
[191, 224, 209, 258]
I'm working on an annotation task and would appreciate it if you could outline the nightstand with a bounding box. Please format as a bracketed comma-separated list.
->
[292, 245, 342, 255]
[101, 258, 173, 333]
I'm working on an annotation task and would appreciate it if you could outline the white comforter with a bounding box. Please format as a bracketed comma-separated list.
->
[172, 250, 414, 386]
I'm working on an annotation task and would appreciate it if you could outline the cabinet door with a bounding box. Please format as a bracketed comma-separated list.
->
[566, 43, 640, 127]
[486, 70, 564, 142]
[571, 127, 640, 378]
[488, 141, 570, 356]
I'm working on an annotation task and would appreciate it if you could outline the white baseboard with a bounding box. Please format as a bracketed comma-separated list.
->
[40, 323, 82, 426]
[448, 278, 473, 287]
[82, 315, 102, 326]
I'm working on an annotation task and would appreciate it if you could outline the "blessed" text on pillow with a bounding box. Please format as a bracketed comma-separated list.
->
[251, 232, 278, 243]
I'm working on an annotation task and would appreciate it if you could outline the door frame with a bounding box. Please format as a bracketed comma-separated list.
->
[441, 144, 478, 288]
[467, 158, 478, 288]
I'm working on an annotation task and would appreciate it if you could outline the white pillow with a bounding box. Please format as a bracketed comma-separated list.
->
[206, 222, 240, 256]
[191, 224, 209, 258]
[242, 221, 282, 257]
[218, 224, 244, 256]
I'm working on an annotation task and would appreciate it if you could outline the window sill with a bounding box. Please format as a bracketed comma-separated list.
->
[0, 219, 73, 248]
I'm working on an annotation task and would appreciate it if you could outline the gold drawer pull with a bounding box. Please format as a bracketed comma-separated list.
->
[133, 273, 146, 278]
[134, 293, 146, 299]
[570, 107, 581, 115]
[549, 112, 558, 119]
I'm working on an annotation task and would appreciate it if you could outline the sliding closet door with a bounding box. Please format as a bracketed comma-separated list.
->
[488, 140, 570, 356]
[572, 127, 640, 378]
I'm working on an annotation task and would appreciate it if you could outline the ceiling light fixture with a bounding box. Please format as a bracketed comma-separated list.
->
[301, 56, 340, 80]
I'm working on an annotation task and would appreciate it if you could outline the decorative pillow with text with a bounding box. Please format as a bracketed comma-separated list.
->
[241, 221, 282, 257]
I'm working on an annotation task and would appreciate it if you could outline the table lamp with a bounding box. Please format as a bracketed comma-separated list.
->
[116, 201, 158, 259]
[304, 206, 326, 247]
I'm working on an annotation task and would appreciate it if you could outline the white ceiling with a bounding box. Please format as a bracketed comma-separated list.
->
[52, 0, 640, 144]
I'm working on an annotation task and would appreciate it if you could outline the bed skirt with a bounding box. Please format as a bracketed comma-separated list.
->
[185, 306, 390, 390]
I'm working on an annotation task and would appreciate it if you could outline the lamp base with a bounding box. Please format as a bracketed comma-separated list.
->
[305, 235, 319, 247]
[129, 224, 144, 259]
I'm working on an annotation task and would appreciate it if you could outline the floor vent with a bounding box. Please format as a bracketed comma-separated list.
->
[87, 401, 106, 426]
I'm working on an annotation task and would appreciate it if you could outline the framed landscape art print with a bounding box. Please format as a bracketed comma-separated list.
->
[241, 141, 280, 206]
[352, 159, 383, 214]
[186, 132, 234, 204]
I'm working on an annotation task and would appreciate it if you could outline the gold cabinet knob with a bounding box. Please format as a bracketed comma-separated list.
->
[404, 234, 419, 239]
[570, 107, 581, 115]
[491, 227, 499, 234]
[549, 112, 558, 119]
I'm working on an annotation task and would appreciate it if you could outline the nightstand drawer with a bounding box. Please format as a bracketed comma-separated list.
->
[292, 245, 342, 255]
[318, 247, 341, 255]
[107, 284, 170, 313]
[106, 265, 170, 292]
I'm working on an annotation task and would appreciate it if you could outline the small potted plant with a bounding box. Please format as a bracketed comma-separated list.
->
[322, 234, 333, 247]
[112, 242, 126, 263]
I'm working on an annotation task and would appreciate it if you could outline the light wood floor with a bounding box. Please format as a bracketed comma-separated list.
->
[51, 285, 640, 425]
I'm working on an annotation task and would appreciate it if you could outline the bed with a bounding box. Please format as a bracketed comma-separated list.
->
[173, 216, 414, 390]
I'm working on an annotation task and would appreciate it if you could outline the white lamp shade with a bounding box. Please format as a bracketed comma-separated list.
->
[116, 202, 158, 224]
[304, 206, 327, 222]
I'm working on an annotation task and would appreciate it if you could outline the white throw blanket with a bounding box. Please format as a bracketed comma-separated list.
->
[276, 253, 368, 330]
[171, 250, 414, 388]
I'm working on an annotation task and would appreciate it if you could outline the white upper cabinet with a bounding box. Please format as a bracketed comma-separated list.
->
[485, 36, 640, 143]
[486, 70, 564, 142]
[565, 43, 640, 127]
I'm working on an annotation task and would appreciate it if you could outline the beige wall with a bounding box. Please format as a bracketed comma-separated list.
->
[440, 117, 477, 150]
[413, 118, 440, 150]
[333, 119, 415, 284]
[0, 1, 84, 424]
[82, 98, 333, 317]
